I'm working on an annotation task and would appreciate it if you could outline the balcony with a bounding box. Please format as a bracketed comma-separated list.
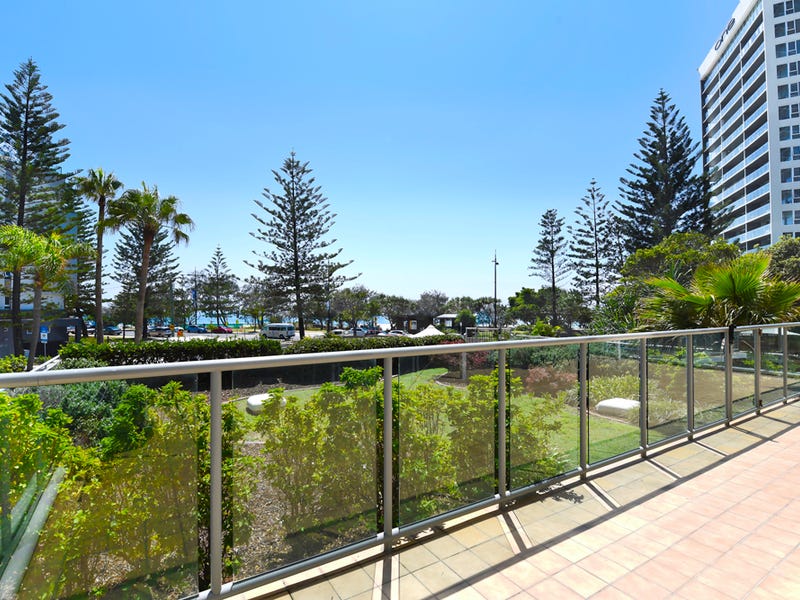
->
[1, 325, 799, 599]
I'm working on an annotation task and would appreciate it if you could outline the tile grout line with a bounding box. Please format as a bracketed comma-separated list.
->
[584, 480, 621, 510]
[647, 458, 681, 480]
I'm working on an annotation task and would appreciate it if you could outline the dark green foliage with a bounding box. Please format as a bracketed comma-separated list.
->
[109, 222, 181, 327]
[98, 385, 154, 458]
[617, 89, 715, 254]
[198, 246, 239, 326]
[567, 180, 617, 307]
[0, 59, 72, 354]
[249, 152, 356, 338]
[621, 232, 740, 285]
[58, 337, 282, 365]
[44, 380, 129, 446]
[768, 235, 800, 282]
[0, 59, 71, 231]
[286, 334, 463, 354]
[507, 344, 579, 369]
[530, 209, 567, 325]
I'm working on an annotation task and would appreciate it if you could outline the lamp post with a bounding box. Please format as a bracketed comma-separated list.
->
[492, 252, 499, 333]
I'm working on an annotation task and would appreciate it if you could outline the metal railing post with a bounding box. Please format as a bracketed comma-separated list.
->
[726, 326, 734, 422]
[497, 349, 507, 497]
[579, 343, 588, 476]
[687, 335, 695, 438]
[783, 327, 789, 403]
[382, 357, 393, 552]
[210, 370, 223, 597]
[755, 328, 762, 413]
[639, 339, 648, 455]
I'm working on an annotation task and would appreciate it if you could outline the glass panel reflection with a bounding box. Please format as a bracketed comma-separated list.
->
[508, 344, 579, 489]
[647, 336, 688, 443]
[588, 341, 641, 463]
[396, 350, 497, 526]
[693, 333, 727, 427]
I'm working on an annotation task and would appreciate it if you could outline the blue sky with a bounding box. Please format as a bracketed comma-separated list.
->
[3, 1, 737, 302]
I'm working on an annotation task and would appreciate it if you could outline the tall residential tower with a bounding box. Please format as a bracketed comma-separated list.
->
[700, 0, 800, 249]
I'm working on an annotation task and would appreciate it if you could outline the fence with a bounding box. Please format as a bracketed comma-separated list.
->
[0, 323, 798, 599]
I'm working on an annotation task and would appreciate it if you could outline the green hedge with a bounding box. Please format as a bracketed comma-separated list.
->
[58, 335, 464, 366]
[285, 334, 463, 354]
[58, 338, 282, 366]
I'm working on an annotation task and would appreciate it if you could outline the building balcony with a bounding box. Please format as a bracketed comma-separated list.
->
[1, 326, 799, 599]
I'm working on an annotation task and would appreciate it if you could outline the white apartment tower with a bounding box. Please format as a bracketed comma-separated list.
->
[700, 0, 800, 250]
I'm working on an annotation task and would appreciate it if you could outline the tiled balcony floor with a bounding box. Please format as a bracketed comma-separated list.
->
[234, 401, 800, 599]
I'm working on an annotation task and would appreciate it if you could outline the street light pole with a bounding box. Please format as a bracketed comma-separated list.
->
[493, 252, 499, 333]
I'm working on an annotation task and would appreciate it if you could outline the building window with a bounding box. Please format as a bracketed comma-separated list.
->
[776, 1, 800, 17]
[783, 124, 800, 139]
[784, 210, 792, 225]
[783, 190, 794, 203]
[781, 167, 800, 181]
[782, 147, 792, 161]
[779, 103, 800, 119]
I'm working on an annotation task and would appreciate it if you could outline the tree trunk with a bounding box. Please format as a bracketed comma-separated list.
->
[95, 197, 105, 343]
[27, 286, 42, 371]
[135, 236, 153, 343]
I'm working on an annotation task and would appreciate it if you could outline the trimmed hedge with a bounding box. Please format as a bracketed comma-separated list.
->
[58, 335, 464, 367]
[59, 338, 282, 366]
[285, 334, 464, 354]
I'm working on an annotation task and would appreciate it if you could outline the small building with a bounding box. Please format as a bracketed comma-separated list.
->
[433, 313, 458, 329]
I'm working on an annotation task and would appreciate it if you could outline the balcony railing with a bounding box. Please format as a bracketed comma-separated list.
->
[1, 324, 799, 599]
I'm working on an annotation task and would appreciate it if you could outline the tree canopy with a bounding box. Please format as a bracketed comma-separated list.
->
[616, 89, 715, 255]
[249, 152, 355, 338]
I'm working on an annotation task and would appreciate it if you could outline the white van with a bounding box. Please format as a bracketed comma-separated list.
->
[261, 323, 296, 340]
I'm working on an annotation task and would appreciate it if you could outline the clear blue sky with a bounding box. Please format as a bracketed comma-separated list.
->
[3, 1, 737, 303]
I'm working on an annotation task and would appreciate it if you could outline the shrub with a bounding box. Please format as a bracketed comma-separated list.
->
[0, 355, 27, 373]
[59, 338, 282, 365]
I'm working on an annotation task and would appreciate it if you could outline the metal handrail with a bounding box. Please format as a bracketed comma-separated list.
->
[2, 322, 798, 599]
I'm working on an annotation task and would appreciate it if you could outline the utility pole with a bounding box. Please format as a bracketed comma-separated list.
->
[493, 252, 499, 333]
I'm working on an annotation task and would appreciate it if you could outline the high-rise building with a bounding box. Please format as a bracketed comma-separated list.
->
[700, 0, 800, 250]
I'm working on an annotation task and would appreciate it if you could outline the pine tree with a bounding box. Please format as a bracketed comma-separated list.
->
[0, 59, 72, 354]
[530, 208, 567, 325]
[567, 179, 616, 308]
[110, 224, 181, 333]
[248, 152, 356, 338]
[616, 89, 714, 255]
[198, 246, 240, 326]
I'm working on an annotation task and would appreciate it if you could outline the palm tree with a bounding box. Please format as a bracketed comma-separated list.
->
[76, 168, 122, 343]
[105, 183, 193, 342]
[640, 252, 800, 330]
[0, 226, 92, 369]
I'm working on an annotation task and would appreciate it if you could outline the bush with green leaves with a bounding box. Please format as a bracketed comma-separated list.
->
[19, 382, 257, 597]
[0, 355, 27, 373]
[59, 337, 282, 365]
[256, 365, 569, 542]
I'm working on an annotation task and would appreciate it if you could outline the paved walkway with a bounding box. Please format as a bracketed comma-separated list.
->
[236, 401, 800, 599]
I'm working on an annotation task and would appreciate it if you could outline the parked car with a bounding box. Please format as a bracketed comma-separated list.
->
[330, 328, 346, 336]
[185, 324, 207, 333]
[211, 325, 233, 334]
[103, 325, 122, 335]
[387, 330, 408, 336]
[149, 326, 173, 338]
